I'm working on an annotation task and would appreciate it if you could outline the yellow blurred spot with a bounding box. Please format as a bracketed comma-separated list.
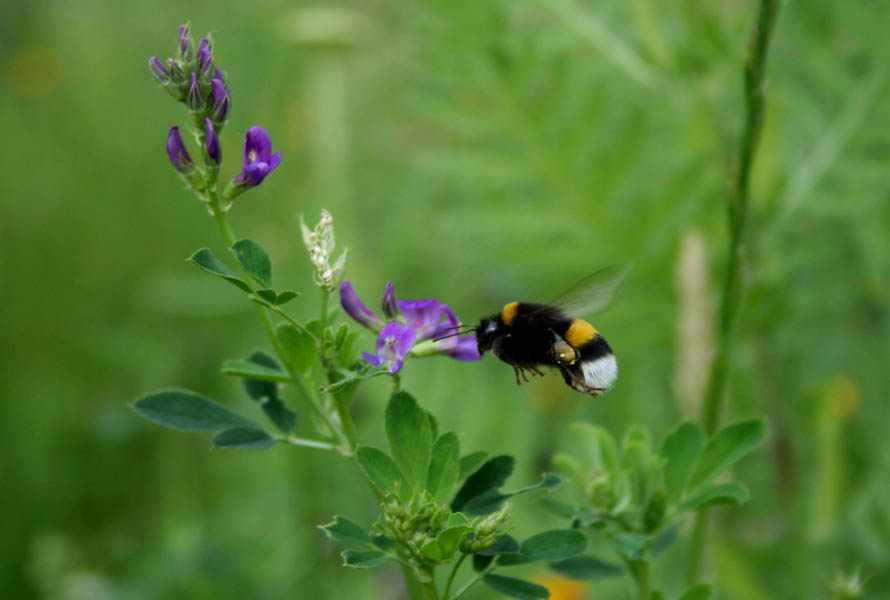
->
[534, 575, 589, 600]
[5, 46, 62, 99]
[825, 375, 860, 420]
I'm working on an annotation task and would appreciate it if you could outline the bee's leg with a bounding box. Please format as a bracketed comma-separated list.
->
[513, 366, 523, 386]
[560, 364, 606, 395]
[519, 367, 531, 383]
[530, 366, 545, 377]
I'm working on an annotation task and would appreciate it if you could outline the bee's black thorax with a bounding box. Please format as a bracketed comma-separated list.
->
[476, 302, 576, 367]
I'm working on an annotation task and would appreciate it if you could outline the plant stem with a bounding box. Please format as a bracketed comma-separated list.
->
[690, 0, 780, 583]
[449, 563, 496, 600]
[401, 565, 439, 600]
[443, 554, 467, 599]
[626, 558, 650, 600]
[272, 435, 341, 452]
[320, 287, 330, 338]
[207, 194, 348, 448]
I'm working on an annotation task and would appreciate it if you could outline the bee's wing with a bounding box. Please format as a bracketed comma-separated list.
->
[543, 264, 631, 318]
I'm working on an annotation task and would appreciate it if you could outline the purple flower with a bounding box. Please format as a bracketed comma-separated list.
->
[187, 72, 201, 110]
[149, 56, 170, 83]
[340, 280, 482, 373]
[340, 281, 384, 330]
[205, 118, 220, 164]
[209, 78, 231, 124]
[197, 37, 213, 78]
[382, 281, 399, 319]
[178, 23, 193, 59]
[233, 126, 281, 186]
[362, 322, 417, 374]
[166, 126, 193, 173]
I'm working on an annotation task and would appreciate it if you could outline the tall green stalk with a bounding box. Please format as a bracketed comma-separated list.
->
[689, 0, 780, 583]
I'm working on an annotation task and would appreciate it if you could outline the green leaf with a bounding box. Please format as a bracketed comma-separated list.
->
[652, 523, 679, 556]
[499, 529, 588, 565]
[482, 574, 550, 599]
[188, 248, 250, 292]
[385, 391, 432, 489]
[341, 549, 388, 568]
[676, 482, 750, 514]
[237, 351, 297, 433]
[221, 359, 292, 383]
[427, 432, 461, 501]
[356, 446, 404, 493]
[320, 516, 372, 547]
[436, 526, 469, 560]
[212, 427, 275, 449]
[425, 410, 439, 440]
[679, 584, 713, 600]
[474, 536, 520, 572]
[452, 455, 514, 511]
[463, 473, 561, 516]
[256, 289, 300, 305]
[133, 389, 256, 432]
[549, 555, 623, 579]
[568, 422, 620, 478]
[610, 532, 650, 559]
[538, 497, 578, 519]
[230, 238, 271, 287]
[459, 451, 489, 479]
[477, 534, 520, 556]
[276, 323, 317, 374]
[661, 421, 705, 503]
[322, 362, 390, 393]
[446, 513, 470, 528]
[420, 539, 445, 562]
[650, 593, 665, 600]
[274, 290, 299, 305]
[255, 289, 279, 304]
[688, 419, 765, 492]
[371, 533, 394, 551]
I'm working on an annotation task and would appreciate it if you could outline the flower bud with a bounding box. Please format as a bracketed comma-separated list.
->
[187, 72, 202, 111]
[149, 56, 170, 83]
[166, 126, 194, 173]
[209, 78, 231, 125]
[197, 37, 213, 79]
[178, 23, 194, 61]
[205, 118, 221, 165]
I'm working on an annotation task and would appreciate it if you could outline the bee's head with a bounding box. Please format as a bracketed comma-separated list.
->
[475, 317, 502, 356]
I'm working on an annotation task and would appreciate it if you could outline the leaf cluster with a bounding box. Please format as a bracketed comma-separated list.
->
[542, 419, 765, 580]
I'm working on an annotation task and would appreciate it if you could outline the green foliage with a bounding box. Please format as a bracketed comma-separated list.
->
[481, 574, 550, 599]
[386, 391, 433, 490]
[187, 247, 250, 293]
[547, 419, 765, 588]
[10, 2, 885, 598]
[212, 427, 275, 449]
[230, 239, 271, 287]
[320, 516, 372, 547]
[132, 389, 257, 432]
[236, 351, 297, 433]
[549, 555, 623, 579]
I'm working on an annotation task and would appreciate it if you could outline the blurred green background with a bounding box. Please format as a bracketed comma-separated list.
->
[2, 0, 889, 598]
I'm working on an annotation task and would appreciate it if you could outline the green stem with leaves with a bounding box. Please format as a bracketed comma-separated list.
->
[207, 191, 348, 449]
[443, 554, 467, 599]
[626, 558, 650, 600]
[689, 0, 780, 583]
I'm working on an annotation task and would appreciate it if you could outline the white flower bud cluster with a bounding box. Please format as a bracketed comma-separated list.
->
[301, 209, 348, 290]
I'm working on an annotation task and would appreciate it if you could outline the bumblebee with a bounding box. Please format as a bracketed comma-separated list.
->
[472, 266, 629, 396]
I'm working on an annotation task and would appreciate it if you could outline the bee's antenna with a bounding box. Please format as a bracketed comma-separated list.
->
[433, 324, 477, 342]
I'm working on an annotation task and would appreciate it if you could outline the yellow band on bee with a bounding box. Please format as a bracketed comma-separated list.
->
[501, 302, 519, 325]
[565, 319, 598, 347]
